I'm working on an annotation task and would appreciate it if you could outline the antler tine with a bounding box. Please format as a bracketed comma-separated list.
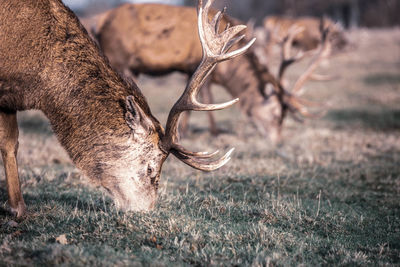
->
[309, 73, 335, 81]
[285, 96, 320, 118]
[198, 0, 255, 60]
[283, 26, 305, 60]
[291, 21, 332, 94]
[223, 34, 246, 54]
[211, 7, 226, 33]
[172, 148, 235, 172]
[278, 25, 306, 81]
[171, 143, 220, 159]
[162, 0, 254, 171]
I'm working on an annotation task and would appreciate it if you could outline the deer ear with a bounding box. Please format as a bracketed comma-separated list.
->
[125, 96, 153, 134]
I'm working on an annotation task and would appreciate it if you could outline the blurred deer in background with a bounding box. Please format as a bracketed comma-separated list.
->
[0, 0, 254, 217]
[83, 4, 332, 143]
[266, 23, 333, 122]
[262, 16, 347, 55]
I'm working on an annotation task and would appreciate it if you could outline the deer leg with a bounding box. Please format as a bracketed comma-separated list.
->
[200, 80, 219, 135]
[0, 111, 26, 217]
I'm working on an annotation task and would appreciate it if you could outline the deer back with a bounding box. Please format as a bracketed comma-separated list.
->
[90, 4, 240, 76]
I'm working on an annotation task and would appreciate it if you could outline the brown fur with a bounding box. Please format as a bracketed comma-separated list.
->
[0, 112, 25, 216]
[0, 0, 169, 216]
[0, 0, 250, 216]
[85, 4, 284, 142]
[263, 15, 348, 52]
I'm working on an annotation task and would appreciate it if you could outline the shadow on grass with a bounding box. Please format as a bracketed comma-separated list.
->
[0, 189, 10, 217]
[24, 189, 111, 214]
[0, 185, 14, 217]
[325, 108, 400, 130]
[0, 179, 110, 222]
[0, 183, 6, 201]
[364, 73, 400, 86]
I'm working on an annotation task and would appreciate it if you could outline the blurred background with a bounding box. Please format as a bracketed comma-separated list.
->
[64, 0, 400, 28]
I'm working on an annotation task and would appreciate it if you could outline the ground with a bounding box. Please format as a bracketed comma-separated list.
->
[0, 29, 399, 266]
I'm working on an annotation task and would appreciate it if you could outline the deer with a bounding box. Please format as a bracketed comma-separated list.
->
[262, 15, 347, 54]
[82, 3, 332, 143]
[0, 0, 255, 218]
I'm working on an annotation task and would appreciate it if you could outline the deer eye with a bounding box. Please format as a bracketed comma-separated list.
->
[147, 166, 154, 176]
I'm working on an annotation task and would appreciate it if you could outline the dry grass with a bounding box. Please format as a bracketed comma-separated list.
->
[0, 28, 399, 266]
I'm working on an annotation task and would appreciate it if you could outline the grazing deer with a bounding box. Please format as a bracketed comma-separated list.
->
[0, 0, 254, 217]
[263, 16, 347, 53]
[84, 4, 332, 143]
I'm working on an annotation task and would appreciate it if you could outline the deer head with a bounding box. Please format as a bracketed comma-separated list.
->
[94, 0, 255, 211]
[245, 19, 332, 144]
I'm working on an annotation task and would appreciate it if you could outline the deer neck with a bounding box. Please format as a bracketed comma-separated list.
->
[2, 1, 155, 172]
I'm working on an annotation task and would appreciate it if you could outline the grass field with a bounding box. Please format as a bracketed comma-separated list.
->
[1, 29, 399, 266]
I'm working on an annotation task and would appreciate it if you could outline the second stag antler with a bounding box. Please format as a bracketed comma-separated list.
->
[276, 19, 333, 120]
[161, 0, 255, 170]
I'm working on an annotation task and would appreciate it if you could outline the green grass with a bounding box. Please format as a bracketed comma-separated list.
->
[326, 108, 400, 130]
[1, 159, 399, 265]
[1, 29, 400, 266]
[364, 73, 400, 87]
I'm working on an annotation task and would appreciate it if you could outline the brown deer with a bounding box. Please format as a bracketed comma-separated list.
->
[0, 0, 254, 217]
[263, 15, 347, 53]
[83, 4, 332, 143]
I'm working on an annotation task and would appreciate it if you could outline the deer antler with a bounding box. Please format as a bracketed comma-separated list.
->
[291, 24, 332, 94]
[277, 19, 332, 118]
[162, 0, 255, 171]
[278, 25, 309, 81]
